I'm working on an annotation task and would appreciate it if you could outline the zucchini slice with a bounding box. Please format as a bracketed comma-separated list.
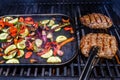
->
[47, 20, 55, 27]
[51, 24, 61, 31]
[17, 50, 24, 58]
[20, 28, 29, 38]
[7, 38, 13, 42]
[47, 56, 61, 63]
[8, 18, 18, 24]
[41, 49, 53, 58]
[56, 35, 67, 43]
[35, 39, 43, 47]
[6, 58, 19, 63]
[16, 40, 26, 49]
[0, 33, 8, 40]
[3, 49, 17, 59]
[4, 44, 16, 54]
[2, 28, 9, 33]
[41, 20, 49, 25]
[33, 43, 42, 52]
[3, 17, 13, 22]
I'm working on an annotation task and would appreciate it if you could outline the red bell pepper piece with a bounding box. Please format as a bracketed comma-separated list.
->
[53, 47, 57, 56]
[0, 22, 4, 28]
[17, 50, 21, 56]
[25, 17, 34, 25]
[11, 33, 17, 37]
[37, 47, 51, 56]
[19, 26, 26, 33]
[33, 22, 38, 29]
[19, 17, 24, 22]
[64, 27, 72, 30]
[62, 18, 70, 23]
[25, 17, 33, 21]
[9, 26, 17, 37]
[26, 41, 33, 50]
[25, 52, 32, 59]
[64, 27, 74, 33]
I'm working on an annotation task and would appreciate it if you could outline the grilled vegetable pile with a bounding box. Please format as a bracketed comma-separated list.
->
[0, 16, 75, 64]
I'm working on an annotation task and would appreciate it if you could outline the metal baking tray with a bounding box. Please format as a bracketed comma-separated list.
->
[0, 14, 78, 66]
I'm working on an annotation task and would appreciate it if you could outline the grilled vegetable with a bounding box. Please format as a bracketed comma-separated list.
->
[19, 17, 24, 22]
[3, 17, 13, 22]
[17, 50, 24, 58]
[17, 40, 26, 49]
[0, 60, 5, 64]
[62, 18, 70, 23]
[41, 20, 49, 25]
[47, 20, 55, 27]
[64, 27, 74, 33]
[9, 26, 17, 37]
[8, 18, 18, 24]
[57, 50, 64, 56]
[25, 52, 32, 59]
[30, 59, 37, 63]
[59, 37, 75, 49]
[42, 30, 47, 43]
[2, 28, 9, 33]
[33, 43, 41, 52]
[47, 32, 53, 41]
[4, 44, 16, 54]
[20, 28, 29, 38]
[35, 39, 43, 47]
[41, 49, 53, 58]
[7, 38, 13, 42]
[56, 35, 67, 43]
[3, 49, 17, 59]
[26, 41, 33, 50]
[60, 22, 70, 28]
[0, 33, 8, 41]
[25, 17, 34, 24]
[47, 56, 61, 63]
[0, 16, 75, 64]
[51, 24, 61, 31]
[6, 58, 19, 63]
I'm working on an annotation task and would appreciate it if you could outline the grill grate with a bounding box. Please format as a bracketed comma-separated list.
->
[0, 2, 120, 80]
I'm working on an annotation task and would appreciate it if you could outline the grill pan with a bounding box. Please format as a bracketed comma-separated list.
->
[0, 14, 78, 66]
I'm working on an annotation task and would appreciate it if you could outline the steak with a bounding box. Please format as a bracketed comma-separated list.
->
[80, 13, 113, 29]
[80, 33, 118, 59]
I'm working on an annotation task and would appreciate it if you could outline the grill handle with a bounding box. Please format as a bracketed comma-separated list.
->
[79, 46, 100, 80]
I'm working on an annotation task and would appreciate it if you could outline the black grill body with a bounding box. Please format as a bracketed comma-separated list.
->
[0, 0, 120, 80]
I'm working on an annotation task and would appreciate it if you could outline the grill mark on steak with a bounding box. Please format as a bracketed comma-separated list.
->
[88, 14, 96, 24]
[80, 13, 113, 29]
[89, 14, 98, 28]
[80, 33, 118, 59]
[93, 13, 102, 23]
[98, 13, 107, 23]
[97, 13, 106, 28]
[105, 16, 113, 28]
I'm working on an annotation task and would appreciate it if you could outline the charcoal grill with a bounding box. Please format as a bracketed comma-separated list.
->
[0, 0, 120, 80]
